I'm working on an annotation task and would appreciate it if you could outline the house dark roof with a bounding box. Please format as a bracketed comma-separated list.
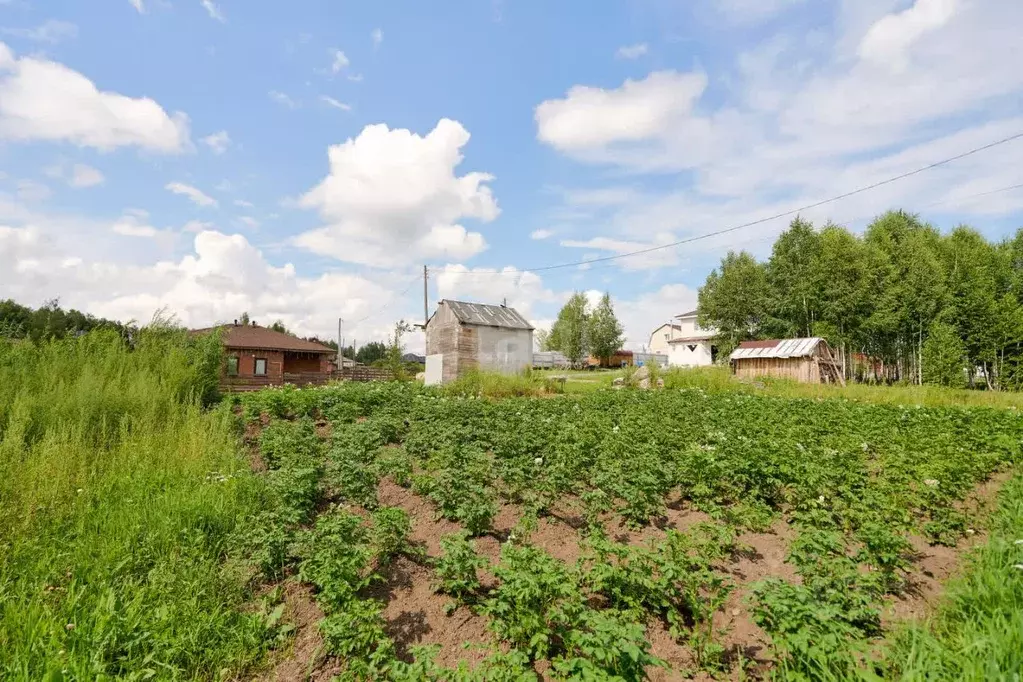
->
[441, 300, 534, 331]
[193, 325, 336, 354]
[676, 309, 699, 318]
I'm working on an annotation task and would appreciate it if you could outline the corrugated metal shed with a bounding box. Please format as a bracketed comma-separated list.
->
[443, 300, 534, 330]
[729, 337, 823, 361]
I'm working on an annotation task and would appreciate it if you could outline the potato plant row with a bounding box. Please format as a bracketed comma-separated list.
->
[232, 383, 1022, 680]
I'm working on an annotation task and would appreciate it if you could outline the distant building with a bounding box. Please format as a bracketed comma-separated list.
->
[193, 323, 336, 390]
[633, 352, 669, 368]
[424, 300, 534, 385]
[647, 323, 682, 355]
[588, 349, 634, 368]
[729, 337, 844, 384]
[534, 350, 571, 369]
[664, 310, 718, 367]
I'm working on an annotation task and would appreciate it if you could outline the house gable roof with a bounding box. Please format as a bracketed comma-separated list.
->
[439, 300, 534, 331]
[193, 325, 336, 354]
[730, 337, 823, 360]
[676, 309, 699, 318]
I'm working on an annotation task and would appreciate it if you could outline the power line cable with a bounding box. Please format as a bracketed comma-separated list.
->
[432, 132, 1023, 277]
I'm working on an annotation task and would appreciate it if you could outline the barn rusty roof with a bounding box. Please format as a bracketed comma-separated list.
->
[442, 300, 534, 330]
[730, 337, 823, 360]
[192, 325, 336, 354]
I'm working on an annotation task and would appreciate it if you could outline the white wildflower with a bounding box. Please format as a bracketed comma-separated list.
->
[923, 479, 939, 488]
[1014, 539, 1023, 545]
[534, 457, 543, 466]
[818, 495, 826, 504]
[612, 425, 620, 433]
[1014, 564, 1023, 570]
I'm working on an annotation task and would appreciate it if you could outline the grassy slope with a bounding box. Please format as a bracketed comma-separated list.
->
[0, 331, 271, 680]
[657, 366, 1023, 409]
[880, 473, 1023, 681]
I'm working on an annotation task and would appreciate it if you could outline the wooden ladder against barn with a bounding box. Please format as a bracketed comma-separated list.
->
[818, 343, 846, 386]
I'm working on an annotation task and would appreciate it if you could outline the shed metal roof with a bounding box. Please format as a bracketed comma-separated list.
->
[730, 337, 823, 361]
[442, 300, 534, 330]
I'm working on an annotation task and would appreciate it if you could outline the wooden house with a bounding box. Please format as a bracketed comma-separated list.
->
[424, 300, 534, 385]
[192, 323, 337, 390]
[729, 337, 844, 385]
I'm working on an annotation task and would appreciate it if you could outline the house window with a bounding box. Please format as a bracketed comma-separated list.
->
[226, 355, 239, 376]
[254, 358, 267, 376]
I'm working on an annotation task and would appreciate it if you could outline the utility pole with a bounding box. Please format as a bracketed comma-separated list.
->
[422, 265, 429, 328]
[337, 317, 343, 369]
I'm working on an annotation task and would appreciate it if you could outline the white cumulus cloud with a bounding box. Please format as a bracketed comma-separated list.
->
[0, 42, 190, 152]
[129, 0, 145, 13]
[858, 0, 958, 71]
[435, 264, 556, 322]
[0, 223, 404, 343]
[535, 70, 708, 153]
[530, 229, 553, 240]
[293, 118, 499, 268]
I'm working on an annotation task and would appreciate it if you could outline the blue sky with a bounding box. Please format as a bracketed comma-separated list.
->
[1, 0, 1022, 350]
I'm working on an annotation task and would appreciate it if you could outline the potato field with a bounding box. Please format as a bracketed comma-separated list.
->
[232, 382, 1023, 681]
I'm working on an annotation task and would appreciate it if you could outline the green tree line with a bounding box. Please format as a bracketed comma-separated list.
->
[0, 298, 132, 342]
[698, 210, 1023, 389]
[539, 292, 625, 366]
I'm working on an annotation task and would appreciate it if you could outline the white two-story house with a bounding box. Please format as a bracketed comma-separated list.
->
[649, 310, 719, 367]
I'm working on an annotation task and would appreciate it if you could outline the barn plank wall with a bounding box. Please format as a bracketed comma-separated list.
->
[733, 357, 818, 382]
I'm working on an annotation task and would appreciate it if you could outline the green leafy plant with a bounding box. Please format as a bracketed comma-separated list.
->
[434, 531, 487, 611]
[482, 544, 581, 659]
[371, 506, 417, 566]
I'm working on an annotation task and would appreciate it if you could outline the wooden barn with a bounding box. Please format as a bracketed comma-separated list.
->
[424, 300, 534, 385]
[729, 337, 844, 385]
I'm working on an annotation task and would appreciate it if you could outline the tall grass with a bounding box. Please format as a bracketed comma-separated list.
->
[0, 329, 272, 680]
[661, 366, 1023, 409]
[444, 368, 565, 398]
[880, 473, 1023, 680]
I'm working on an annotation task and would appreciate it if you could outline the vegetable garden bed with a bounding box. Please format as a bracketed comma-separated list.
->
[233, 382, 1022, 681]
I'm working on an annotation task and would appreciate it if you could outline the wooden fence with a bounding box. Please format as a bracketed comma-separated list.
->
[220, 366, 395, 392]
[335, 366, 393, 382]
